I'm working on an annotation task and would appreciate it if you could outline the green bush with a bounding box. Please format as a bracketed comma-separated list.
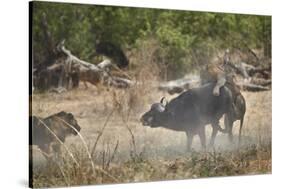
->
[32, 2, 271, 79]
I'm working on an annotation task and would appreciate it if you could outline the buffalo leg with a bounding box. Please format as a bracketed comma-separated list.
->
[185, 131, 194, 152]
[238, 117, 244, 146]
[224, 114, 234, 143]
[209, 125, 218, 147]
[198, 127, 206, 150]
[209, 119, 223, 147]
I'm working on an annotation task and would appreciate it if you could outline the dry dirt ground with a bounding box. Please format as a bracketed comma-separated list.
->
[30, 84, 272, 187]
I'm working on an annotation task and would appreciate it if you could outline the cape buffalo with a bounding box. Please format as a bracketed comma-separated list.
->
[140, 83, 235, 151]
[30, 111, 81, 155]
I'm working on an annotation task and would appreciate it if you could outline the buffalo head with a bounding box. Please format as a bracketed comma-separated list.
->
[140, 97, 169, 127]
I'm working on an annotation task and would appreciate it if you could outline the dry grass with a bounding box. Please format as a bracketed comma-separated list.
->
[32, 142, 271, 187]
[30, 35, 272, 188]
[31, 73, 272, 187]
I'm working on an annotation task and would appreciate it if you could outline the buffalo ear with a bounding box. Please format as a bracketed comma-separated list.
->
[160, 97, 168, 107]
[160, 97, 165, 104]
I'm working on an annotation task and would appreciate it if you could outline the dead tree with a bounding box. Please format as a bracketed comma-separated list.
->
[33, 13, 132, 92]
[44, 41, 133, 91]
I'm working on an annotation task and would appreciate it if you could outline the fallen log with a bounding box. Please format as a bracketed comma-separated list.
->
[158, 73, 271, 94]
[250, 77, 271, 87]
[97, 59, 113, 70]
[45, 41, 132, 90]
[57, 40, 101, 72]
[234, 62, 254, 78]
[106, 76, 134, 89]
[34, 13, 131, 92]
[237, 82, 270, 92]
[158, 75, 200, 95]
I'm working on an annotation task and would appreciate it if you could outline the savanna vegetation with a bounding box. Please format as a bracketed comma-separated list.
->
[30, 1, 272, 188]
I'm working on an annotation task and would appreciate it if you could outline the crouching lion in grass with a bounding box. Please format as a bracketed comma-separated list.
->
[30, 111, 81, 156]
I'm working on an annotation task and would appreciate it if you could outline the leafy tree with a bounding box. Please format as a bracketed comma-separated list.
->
[32, 1, 271, 79]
